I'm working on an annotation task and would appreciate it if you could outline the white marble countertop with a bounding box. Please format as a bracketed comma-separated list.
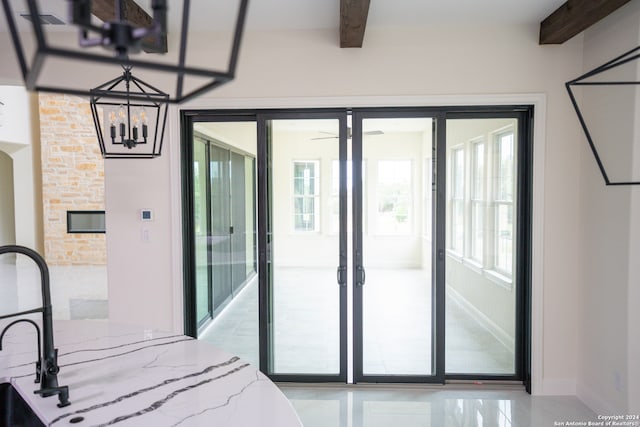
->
[0, 319, 302, 426]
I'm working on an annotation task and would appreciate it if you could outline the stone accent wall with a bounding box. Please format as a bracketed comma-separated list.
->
[39, 94, 106, 265]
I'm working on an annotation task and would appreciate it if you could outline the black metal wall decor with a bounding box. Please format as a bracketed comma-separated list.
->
[1, 0, 250, 104]
[90, 67, 168, 158]
[566, 46, 640, 186]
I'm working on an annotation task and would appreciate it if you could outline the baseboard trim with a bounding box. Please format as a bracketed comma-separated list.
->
[447, 285, 515, 353]
[539, 378, 576, 395]
[576, 381, 618, 415]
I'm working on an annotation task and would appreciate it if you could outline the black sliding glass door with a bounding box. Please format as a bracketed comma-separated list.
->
[258, 111, 348, 381]
[443, 111, 531, 385]
[183, 106, 532, 391]
[187, 125, 257, 332]
[255, 108, 530, 384]
[352, 112, 440, 383]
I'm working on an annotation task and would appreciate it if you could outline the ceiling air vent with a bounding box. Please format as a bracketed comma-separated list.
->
[20, 13, 65, 25]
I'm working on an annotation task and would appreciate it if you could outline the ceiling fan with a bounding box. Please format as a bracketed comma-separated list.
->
[311, 127, 384, 140]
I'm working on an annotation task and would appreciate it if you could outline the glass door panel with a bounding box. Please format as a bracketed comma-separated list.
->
[265, 116, 346, 378]
[445, 118, 518, 375]
[210, 144, 233, 311]
[230, 151, 248, 294]
[355, 116, 436, 379]
[194, 138, 211, 325]
[191, 120, 259, 367]
[245, 157, 257, 277]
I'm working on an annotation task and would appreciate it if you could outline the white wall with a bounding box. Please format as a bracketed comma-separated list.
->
[0, 86, 42, 253]
[577, 1, 640, 414]
[0, 151, 16, 246]
[0, 85, 32, 146]
[104, 155, 175, 331]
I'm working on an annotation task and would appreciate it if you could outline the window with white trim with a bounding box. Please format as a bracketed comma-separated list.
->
[293, 160, 320, 232]
[450, 147, 464, 254]
[493, 131, 514, 276]
[470, 140, 485, 263]
[376, 160, 412, 235]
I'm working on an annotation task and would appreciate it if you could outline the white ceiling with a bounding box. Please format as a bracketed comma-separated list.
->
[246, 0, 566, 30]
[1, 0, 566, 33]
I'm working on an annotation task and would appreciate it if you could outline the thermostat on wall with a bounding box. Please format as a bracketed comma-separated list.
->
[140, 209, 153, 221]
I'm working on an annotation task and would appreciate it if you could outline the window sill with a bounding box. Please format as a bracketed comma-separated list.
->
[462, 258, 483, 274]
[446, 249, 463, 262]
[485, 269, 513, 290]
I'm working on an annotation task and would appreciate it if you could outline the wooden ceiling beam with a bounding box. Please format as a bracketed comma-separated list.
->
[92, 0, 167, 53]
[540, 0, 631, 45]
[340, 0, 371, 48]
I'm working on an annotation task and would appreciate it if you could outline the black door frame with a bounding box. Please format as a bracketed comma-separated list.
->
[181, 110, 259, 337]
[257, 109, 349, 382]
[442, 107, 533, 388]
[180, 105, 533, 391]
[351, 108, 444, 384]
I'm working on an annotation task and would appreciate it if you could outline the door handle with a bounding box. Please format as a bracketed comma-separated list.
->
[356, 265, 366, 287]
[336, 266, 347, 287]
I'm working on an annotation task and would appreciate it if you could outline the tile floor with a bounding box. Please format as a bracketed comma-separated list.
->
[280, 385, 598, 427]
[199, 273, 260, 366]
[200, 267, 514, 376]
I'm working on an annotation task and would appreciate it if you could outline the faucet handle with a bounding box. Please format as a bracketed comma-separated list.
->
[46, 348, 61, 376]
[56, 386, 70, 408]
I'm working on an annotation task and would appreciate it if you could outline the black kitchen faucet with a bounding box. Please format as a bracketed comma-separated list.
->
[0, 245, 70, 408]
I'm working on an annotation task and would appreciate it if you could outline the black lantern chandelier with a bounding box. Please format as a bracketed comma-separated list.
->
[1, 0, 250, 103]
[90, 66, 168, 158]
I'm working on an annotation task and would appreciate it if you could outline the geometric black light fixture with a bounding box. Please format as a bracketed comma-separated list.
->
[1, 0, 250, 104]
[2, 0, 249, 159]
[566, 45, 640, 186]
[90, 66, 168, 158]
